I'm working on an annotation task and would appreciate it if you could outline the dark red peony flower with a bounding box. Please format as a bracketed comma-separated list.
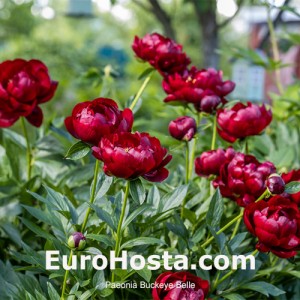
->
[168, 116, 197, 141]
[244, 196, 300, 258]
[65, 98, 133, 145]
[152, 271, 209, 300]
[162, 67, 234, 113]
[195, 147, 235, 177]
[132, 33, 190, 75]
[266, 174, 285, 195]
[217, 102, 272, 143]
[92, 132, 172, 182]
[282, 169, 300, 205]
[213, 152, 276, 206]
[0, 59, 58, 127]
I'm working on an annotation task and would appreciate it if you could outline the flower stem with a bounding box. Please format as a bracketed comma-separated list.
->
[255, 189, 269, 202]
[230, 215, 242, 240]
[81, 159, 100, 232]
[201, 209, 244, 248]
[21, 117, 32, 180]
[129, 75, 152, 111]
[267, 8, 284, 95]
[188, 113, 202, 179]
[211, 114, 217, 150]
[60, 250, 73, 299]
[111, 180, 130, 282]
[181, 142, 190, 218]
[213, 249, 259, 290]
[201, 189, 269, 248]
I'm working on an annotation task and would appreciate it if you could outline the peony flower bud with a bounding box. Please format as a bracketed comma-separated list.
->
[168, 116, 197, 141]
[68, 232, 86, 250]
[266, 174, 285, 195]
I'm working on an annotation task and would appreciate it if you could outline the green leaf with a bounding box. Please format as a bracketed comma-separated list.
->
[121, 237, 164, 249]
[122, 204, 151, 230]
[285, 181, 300, 194]
[129, 178, 146, 205]
[206, 188, 223, 229]
[86, 234, 114, 247]
[94, 173, 113, 202]
[20, 218, 54, 241]
[92, 205, 117, 231]
[65, 141, 90, 160]
[138, 67, 155, 80]
[223, 294, 246, 300]
[93, 270, 105, 290]
[240, 281, 285, 297]
[160, 185, 189, 212]
[137, 268, 152, 282]
[47, 282, 60, 300]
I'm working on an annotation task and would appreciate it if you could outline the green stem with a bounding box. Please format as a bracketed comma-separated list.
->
[230, 215, 242, 240]
[211, 114, 217, 150]
[201, 189, 269, 248]
[181, 142, 190, 218]
[129, 75, 152, 111]
[255, 189, 269, 202]
[111, 180, 130, 282]
[61, 250, 73, 299]
[81, 159, 100, 232]
[201, 209, 244, 248]
[21, 117, 32, 180]
[188, 113, 202, 179]
[213, 249, 259, 290]
[267, 8, 284, 95]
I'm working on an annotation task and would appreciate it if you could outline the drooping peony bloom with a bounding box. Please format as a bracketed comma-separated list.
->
[92, 132, 172, 182]
[282, 169, 300, 205]
[152, 271, 209, 300]
[162, 67, 235, 113]
[132, 33, 190, 75]
[213, 152, 276, 206]
[168, 116, 197, 141]
[244, 196, 300, 258]
[67, 232, 86, 250]
[65, 98, 133, 145]
[217, 102, 272, 143]
[195, 147, 235, 177]
[266, 174, 285, 195]
[0, 59, 58, 127]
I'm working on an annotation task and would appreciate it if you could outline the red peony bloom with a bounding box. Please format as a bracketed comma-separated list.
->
[244, 196, 300, 258]
[195, 147, 235, 177]
[92, 132, 172, 182]
[65, 98, 133, 145]
[152, 271, 209, 300]
[0, 59, 58, 127]
[213, 152, 276, 206]
[282, 169, 300, 205]
[168, 116, 197, 141]
[162, 67, 235, 113]
[217, 102, 272, 143]
[132, 33, 190, 75]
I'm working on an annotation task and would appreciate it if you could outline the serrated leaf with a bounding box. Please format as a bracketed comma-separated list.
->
[65, 141, 90, 160]
[285, 181, 300, 194]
